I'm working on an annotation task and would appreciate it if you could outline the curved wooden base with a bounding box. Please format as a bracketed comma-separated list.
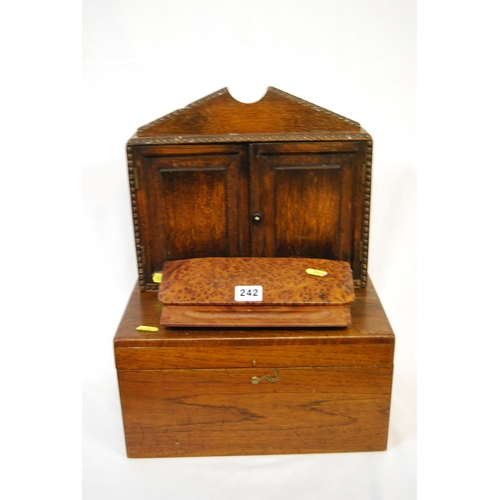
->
[160, 304, 351, 327]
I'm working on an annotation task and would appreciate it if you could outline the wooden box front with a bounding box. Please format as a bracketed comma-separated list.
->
[118, 365, 392, 458]
[114, 279, 394, 458]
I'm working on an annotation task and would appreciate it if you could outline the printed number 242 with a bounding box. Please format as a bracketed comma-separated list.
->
[234, 285, 263, 302]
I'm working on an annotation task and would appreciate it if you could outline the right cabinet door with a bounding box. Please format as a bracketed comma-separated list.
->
[249, 142, 366, 281]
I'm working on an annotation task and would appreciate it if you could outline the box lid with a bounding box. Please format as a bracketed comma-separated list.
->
[114, 278, 394, 370]
[157, 257, 355, 307]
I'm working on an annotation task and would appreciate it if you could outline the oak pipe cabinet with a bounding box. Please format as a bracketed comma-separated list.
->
[126, 88, 372, 291]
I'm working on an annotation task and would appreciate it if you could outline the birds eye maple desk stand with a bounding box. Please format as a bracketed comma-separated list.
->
[114, 88, 395, 458]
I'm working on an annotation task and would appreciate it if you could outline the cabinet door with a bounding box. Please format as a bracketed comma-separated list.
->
[133, 145, 249, 287]
[249, 142, 365, 280]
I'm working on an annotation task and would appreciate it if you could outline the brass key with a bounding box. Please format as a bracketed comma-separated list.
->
[251, 369, 281, 385]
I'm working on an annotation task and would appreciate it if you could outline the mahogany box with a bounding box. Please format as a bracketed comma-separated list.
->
[114, 278, 394, 458]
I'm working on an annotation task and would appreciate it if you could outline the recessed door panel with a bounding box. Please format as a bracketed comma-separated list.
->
[250, 142, 364, 281]
[158, 167, 229, 259]
[134, 145, 249, 288]
[274, 164, 343, 258]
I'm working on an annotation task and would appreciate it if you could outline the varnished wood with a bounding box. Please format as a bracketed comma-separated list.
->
[114, 278, 392, 348]
[134, 87, 361, 139]
[114, 277, 394, 457]
[118, 368, 392, 458]
[115, 341, 394, 371]
[249, 142, 366, 281]
[133, 144, 249, 277]
[160, 304, 352, 328]
[127, 89, 372, 291]
[157, 257, 354, 327]
[118, 89, 387, 458]
[158, 258, 354, 305]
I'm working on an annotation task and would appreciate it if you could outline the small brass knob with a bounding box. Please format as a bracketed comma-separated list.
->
[252, 212, 263, 223]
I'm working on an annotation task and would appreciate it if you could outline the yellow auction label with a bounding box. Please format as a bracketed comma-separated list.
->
[305, 268, 328, 277]
[136, 325, 159, 332]
[152, 273, 163, 283]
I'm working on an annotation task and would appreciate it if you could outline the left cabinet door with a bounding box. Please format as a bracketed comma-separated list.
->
[132, 145, 249, 289]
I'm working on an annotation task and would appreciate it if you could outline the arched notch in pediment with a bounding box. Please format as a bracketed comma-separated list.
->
[134, 87, 361, 139]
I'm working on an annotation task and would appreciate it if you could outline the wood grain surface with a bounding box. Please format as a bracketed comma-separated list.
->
[158, 257, 355, 327]
[118, 367, 392, 458]
[134, 87, 361, 138]
[114, 277, 394, 457]
[114, 278, 393, 349]
[127, 88, 372, 292]
[158, 257, 354, 305]
[160, 304, 352, 328]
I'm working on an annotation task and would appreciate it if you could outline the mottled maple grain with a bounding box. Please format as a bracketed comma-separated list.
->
[157, 257, 354, 327]
[158, 257, 354, 305]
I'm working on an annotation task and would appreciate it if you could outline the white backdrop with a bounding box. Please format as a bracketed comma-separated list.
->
[83, 1, 416, 498]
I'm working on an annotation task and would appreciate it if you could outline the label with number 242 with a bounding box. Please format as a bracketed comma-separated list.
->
[234, 285, 263, 302]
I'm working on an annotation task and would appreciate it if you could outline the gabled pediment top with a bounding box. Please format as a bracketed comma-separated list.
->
[132, 87, 364, 142]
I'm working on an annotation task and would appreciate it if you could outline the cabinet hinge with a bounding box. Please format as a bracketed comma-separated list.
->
[133, 168, 140, 190]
